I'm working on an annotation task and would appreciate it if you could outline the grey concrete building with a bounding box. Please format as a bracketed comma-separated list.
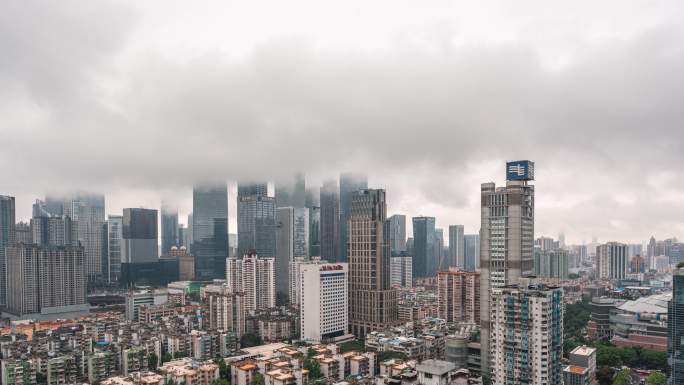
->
[448, 225, 465, 269]
[388, 214, 406, 256]
[479, 160, 535, 375]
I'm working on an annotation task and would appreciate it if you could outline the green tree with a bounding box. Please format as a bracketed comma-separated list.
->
[148, 352, 159, 370]
[240, 333, 263, 348]
[36, 372, 47, 385]
[304, 357, 323, 380]
[645, 372, 667, 385]
[611, 368, 630, 385]
[639, 349, 668, 371]
[162, 352, 173, 363]
[173, 351, 189, 359]
[213, 380, 230, 385]
[377, 351, 408, 362]
[596, 367, 614, 385]
[564, 296, 592, 338]
[338, 340, 364, 353]
[251, 373, 265, 385]
[214, 355, 231, 380]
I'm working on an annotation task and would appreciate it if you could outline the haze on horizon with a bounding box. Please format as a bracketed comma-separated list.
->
[2, 0, 684, 244]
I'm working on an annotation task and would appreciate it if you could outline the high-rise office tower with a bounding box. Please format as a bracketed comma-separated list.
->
[122, 208, 159, 264]
[490, 282, 563, 385]
[305, 187, 320, 257]
[177, 224, 187, 248]
[293, 207, 309, 258]
[596, 242, 628, 280]
[275, 206, 309, 298]
[412, 216, 436, 278]
[464, 234, 480, 271]
[348, 189, 398, 337]
[14, 222, 32, 244]
[226, 251, 275, 313]
[186, 213, 194, 247]
[30, 216, 74, 247]
[647, 236, 657, 270]
[535, 236, 556, 252]
[160, 202, 179, 255]
[276, 173, 306, 209]
[320, 180, 340, 262]
[43, 196, 64, 217]
[437, 270, 480, 324]
[237, 182, 276, 258]
[448, 225, 465, 268]
[193, 184, 229, 279]
[669, 266, 684, 382]
[339, 173, 368, 262]
[275, 207, 294, 299]
[299, 262, 349, 342]
[308, 205, 320, 257]
[238, 183, 268, 198]
[5, 244, 87, 318]
[534, 248, 569, 279]
[63, 194, 106, 281]
[434, 228, 445, 272]
[388, 215, 406, 256]
[106, 215, 123, 283]
[390, 256, 412, 288]
[480, 160, 535, 375]
[0, 195, 16, 306]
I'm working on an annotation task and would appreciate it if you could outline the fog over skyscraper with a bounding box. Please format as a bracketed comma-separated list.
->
[275, 173, 306, 209]
[339, 173, 367, 262]
[319, 180, 340, 262]
[61, 193, 106, 282]
[122, 208, 159, 264]
[237, 182, 276, 258]
[192, 184, 229, 279]
[160, 201, 179, 255]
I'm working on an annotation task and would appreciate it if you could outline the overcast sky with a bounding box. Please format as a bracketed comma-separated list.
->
[2, 0, 684, 245]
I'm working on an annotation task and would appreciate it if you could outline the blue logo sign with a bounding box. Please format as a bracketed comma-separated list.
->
[506, 160, 534, 181]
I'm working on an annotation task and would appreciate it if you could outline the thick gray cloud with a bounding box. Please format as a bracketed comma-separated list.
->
[2, 0, 684, 243]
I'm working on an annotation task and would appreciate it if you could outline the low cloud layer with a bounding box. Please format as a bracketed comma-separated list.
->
[2, 0, 684, 243]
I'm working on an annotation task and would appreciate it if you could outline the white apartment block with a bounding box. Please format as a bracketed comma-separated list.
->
[299, 263, 348, 342]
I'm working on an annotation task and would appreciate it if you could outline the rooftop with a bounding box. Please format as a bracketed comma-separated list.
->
[617, 292, 672, 314]
[416, 359, 456, 375]
[564, 365, 588, 375]
[570, 345, 596, 357]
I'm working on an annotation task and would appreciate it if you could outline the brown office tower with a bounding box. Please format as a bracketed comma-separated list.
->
[348, 189, 398, 337]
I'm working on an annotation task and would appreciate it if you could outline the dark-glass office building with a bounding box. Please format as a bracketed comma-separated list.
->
[192, 184, 229, 280]
[412, 216, 435, 278]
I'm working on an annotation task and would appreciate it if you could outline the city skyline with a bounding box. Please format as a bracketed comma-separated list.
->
[3, 2, 684, 245]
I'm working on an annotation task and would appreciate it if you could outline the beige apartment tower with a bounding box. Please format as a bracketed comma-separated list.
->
[437, 269, 480, 324]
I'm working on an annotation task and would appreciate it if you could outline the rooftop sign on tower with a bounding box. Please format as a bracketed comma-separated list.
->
[506, 160, 535, 181]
